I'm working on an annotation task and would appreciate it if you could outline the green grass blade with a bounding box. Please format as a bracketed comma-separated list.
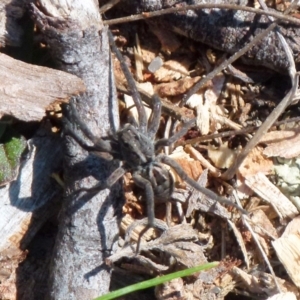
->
[93, 261, 218, 300]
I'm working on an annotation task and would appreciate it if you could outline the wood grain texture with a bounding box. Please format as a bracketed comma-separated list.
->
[31, 0, 123, 299]
[0, 0, 25, 47]
[0, 52, 85, 121]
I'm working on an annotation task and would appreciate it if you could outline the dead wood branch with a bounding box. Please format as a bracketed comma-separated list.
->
[31, 1, 123, 299]
[0, 52, 85, 121]
[0, 0, 25, 47]
[114, 0, 300, 73]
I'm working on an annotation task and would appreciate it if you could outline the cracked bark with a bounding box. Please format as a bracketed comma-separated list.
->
[31, 1, 123, 299]
[121, 0, 300, 72]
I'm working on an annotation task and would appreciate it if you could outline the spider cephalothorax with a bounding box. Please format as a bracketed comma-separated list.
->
[117, 124, 155, 167]
[64, 30, 244, 233]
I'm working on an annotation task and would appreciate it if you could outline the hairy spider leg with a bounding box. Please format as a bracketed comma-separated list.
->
[132, 172, 155, 227]
[147, 94, 162, 139]
[108, 30, 148, 134]
[108, 29, 246, 248]
[129, 171, 159, 253]
[64, 118, 101, 153]
[155, 118, 196, 150]
[159, 154, 247, 214]
[109, 30, 165, 142]
[101, 167, 126, 189]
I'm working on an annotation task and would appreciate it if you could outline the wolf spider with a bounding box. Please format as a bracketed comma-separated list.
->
[65, 31, 244, 241]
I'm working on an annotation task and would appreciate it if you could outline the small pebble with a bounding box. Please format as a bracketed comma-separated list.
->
[148, 56, 163, 73]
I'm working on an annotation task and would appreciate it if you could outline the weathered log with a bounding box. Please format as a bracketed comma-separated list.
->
[31, 0, 123, 299]
[0, 0, 25, 47]
[0, 52, 85, 121]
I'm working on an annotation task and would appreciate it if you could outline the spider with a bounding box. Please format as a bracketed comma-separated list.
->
[64, 30, 244, 239]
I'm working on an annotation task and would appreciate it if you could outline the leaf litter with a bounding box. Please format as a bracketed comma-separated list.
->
[106, 1, 300, 299]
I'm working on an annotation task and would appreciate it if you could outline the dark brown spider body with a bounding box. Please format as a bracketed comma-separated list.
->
[118, 124, 174, 201]
[117, 121, 176, 224]
[146, 163, 175, 202]
[117, 124, 155, 167]
[64, 30, 244, 237]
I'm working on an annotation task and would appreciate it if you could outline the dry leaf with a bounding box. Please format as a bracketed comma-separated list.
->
[155, 278, 186, 300]
[169, 146, 202, 184]
[172, 158, 202, 183]
[235, 172, 254, 198]
[139, 47, 157, 65]
[156, 264, 237, 300]
[207, 142, 238, 169]
[153, 58, 191, 82]
[187, 93, 210, 134]
[245, 172, 298, 220]
[107, 224, 206, 274]
[185, 145, 221, 177]
[251, 209, 278, 239]
[247, 209, 278, 258]
[262, 128, 300, 159]
[120, 215, 161, 242]
[154, 76, 201, 97]
[186, 169, 231, 219]
[238, 146, 273, 177]
[232, 267, 299, 297]
[205, 74, 225, 103]
[272, 216, 300, 288]
[186, 74, 225, 134]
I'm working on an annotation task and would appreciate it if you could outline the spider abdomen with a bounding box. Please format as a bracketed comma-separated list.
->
[145, 164, 175, 203]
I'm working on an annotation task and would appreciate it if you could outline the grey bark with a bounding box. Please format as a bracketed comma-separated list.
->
[0, 0, 26, 47]
[122, 0, 300, 72]
[31, 1, 123, 299]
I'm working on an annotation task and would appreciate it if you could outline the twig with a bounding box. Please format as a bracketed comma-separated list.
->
[103, 4, 300, 26]
[222, 2, 299, 179]
[177, 117, 300, 146]
[180, 22, 275, 106]
[117, 84, 194, 122]
[109, 31, 148, 133]
[243, 215, 282, 292]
